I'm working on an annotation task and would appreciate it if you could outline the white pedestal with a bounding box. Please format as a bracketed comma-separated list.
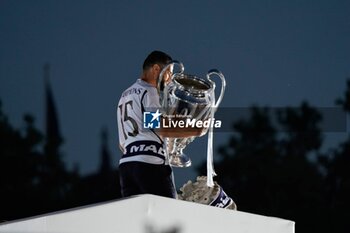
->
[0, 194, 294, 233]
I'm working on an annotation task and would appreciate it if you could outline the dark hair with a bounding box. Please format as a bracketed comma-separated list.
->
[142, 50, 172, 70]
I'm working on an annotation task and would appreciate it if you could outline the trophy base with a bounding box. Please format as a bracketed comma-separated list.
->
[169, 154, 192, 168]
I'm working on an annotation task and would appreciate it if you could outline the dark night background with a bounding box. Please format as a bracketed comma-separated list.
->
[0, 1, 350, 232]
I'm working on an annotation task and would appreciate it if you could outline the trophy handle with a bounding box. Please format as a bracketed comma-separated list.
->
[206, 69, 226, 108]
[157, 60, 184, 104]
[206, 69, 226, 187]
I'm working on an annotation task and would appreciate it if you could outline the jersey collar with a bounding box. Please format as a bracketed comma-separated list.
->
[137, 79, 155, 88]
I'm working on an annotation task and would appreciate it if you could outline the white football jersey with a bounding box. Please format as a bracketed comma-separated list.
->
[117, 79, 165, 165]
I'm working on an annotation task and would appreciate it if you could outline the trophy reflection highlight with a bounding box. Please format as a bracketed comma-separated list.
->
[157, 61, 226, 168]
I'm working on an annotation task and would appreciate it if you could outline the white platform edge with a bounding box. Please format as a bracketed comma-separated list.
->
[0, 194, 295, 233]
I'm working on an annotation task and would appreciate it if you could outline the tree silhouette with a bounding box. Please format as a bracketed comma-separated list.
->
[0, 100, 121, 221]
[318, 79, 350, 233]
[0, 101, 45, 220]
[274, 103, 325, 231]
[66, 127, 121, 206]
[0, 64, 122, 221]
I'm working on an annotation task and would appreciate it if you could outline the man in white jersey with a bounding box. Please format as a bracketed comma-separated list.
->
[117, 51, 203, 198]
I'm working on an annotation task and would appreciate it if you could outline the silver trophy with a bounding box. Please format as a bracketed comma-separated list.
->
[157, 61, 226, 167]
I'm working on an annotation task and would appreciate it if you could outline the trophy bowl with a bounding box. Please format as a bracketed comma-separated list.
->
[157, 61, 225, 168]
